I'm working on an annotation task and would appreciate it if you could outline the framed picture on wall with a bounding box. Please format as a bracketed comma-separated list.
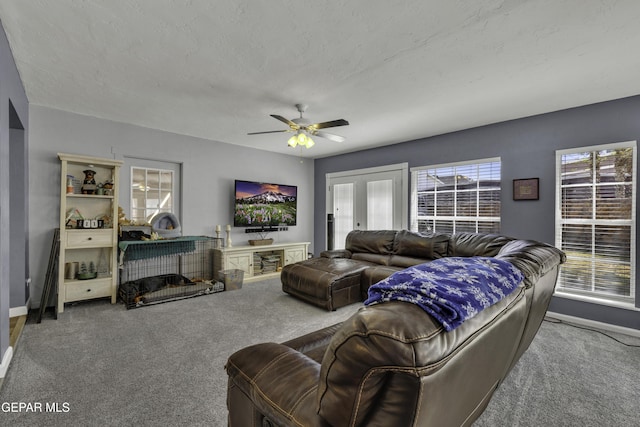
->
[513, 178, 539, 200]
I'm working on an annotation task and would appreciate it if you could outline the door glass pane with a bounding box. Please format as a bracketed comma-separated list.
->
[367, 179, 393, 230]
[333, 183, 354, 250]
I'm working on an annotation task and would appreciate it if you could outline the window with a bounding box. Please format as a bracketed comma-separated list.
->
[411, 158, 501, 234]
[555, 141, 636, 303]
[130, 167, 175, 223]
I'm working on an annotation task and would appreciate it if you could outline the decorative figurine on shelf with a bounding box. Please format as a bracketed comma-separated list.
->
[81, 169, 97, 194]
[103, 179, 114, 196]
[77, 260, 97, 280]
[66, 175, 75, 194]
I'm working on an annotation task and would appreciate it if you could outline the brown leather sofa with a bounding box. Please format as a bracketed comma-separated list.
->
[283, 230, 528, 311]
[226, 230, 565, 426]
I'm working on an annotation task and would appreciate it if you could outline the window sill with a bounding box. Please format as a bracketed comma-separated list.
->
[553, 291, 639, 312]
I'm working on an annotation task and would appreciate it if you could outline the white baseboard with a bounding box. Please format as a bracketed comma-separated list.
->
[10, 305, 28, 318]
[546, 312, 640, 339]
[0, 346, 14, 379]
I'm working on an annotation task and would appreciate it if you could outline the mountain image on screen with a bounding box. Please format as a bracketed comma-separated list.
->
[234, 180, 297, 227]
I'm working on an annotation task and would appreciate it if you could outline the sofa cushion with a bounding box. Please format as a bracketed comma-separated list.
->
[392, 230, 449, 259]
[351, 252, 392, 265]
[345, 229, 396, 255]
[320, 249, 352, 259]
[448, 232, 513, 257]
[360, 265, 403, 299]
[388, 255, 430, 268]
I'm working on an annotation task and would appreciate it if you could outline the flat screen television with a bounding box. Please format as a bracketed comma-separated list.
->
[234, 180, 297, 227]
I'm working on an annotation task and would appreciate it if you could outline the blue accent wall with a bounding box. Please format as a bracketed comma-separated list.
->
[315, 96, 640, 330]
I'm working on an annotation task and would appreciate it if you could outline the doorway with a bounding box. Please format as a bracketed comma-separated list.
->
[8, 101, 28, 312]
[327, 163, 408, 249]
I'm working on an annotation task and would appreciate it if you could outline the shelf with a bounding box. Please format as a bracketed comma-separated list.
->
[57, 152, 122, 313]
[63, 274, 113, 285]
[65, 227, 115, 230]
[66, 194, 115, 199]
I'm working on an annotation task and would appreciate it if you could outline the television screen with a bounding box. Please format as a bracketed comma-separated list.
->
[234, 180, 297, 227]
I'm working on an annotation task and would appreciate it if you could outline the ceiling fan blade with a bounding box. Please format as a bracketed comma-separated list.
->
[314, 130, 345, 143]
[307, 119, 349, 130]
[271, 114, 299, 129]
[247, 130, 290, 135]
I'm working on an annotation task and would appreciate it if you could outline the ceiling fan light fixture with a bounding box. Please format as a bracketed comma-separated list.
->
[288, 131, 314, 148]
[288, 135, 298, 148]
[305, 135, 315, 148]
[250, 104, 348, 149]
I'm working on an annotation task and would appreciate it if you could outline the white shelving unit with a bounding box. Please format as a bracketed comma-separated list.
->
[213, 241, 309, 283]
[57, 153, 122, 313]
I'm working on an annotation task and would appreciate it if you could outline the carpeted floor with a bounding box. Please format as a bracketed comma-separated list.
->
[1, 278, 639, 426]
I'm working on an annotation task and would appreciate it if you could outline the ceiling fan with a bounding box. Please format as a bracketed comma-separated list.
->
[248, 104, 349, 148]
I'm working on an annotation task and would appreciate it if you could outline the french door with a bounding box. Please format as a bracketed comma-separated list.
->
[327, 164, 408, 249]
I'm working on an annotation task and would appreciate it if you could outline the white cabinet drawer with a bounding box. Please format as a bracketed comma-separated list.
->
[66, 229, 113, 248]
[65, 278, 112, 302]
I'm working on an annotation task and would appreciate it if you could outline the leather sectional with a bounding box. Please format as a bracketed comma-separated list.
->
[226, 230, 566, 426]
[282, 229, 526, 311]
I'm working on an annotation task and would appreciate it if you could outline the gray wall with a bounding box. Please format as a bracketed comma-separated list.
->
[28, 105, 315, 308]
[0, 20, 29, 368]
[315, 96, 640, 331]
[9, 126, 28, 308]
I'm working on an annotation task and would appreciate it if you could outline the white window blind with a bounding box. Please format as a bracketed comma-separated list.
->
[411, 158, 501, 234]
[555, 142, 636, 302]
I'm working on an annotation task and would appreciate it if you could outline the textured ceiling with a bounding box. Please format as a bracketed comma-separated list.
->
[1, 1, 640, 158]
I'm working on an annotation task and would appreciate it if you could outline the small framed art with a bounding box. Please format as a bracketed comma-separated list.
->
[513, 178, 539, 201]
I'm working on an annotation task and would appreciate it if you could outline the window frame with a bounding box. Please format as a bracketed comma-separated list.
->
[130, 166, 176, 224]
[555, 140, 637, 307]
[410, 157, 501, 234]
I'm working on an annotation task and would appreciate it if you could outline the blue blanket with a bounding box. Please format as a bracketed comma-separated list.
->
[364, 257, 524, 331]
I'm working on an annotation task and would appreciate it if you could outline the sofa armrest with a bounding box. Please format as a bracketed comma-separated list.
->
[320, 249, 352, 259]
[226, 343, 324, 427]
[496, 240, 565, 288]
[282, 323, 343, 362]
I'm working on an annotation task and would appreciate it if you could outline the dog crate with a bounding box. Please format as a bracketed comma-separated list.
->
[118, 236, 223, 308]
[119, 273, 223, 309]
